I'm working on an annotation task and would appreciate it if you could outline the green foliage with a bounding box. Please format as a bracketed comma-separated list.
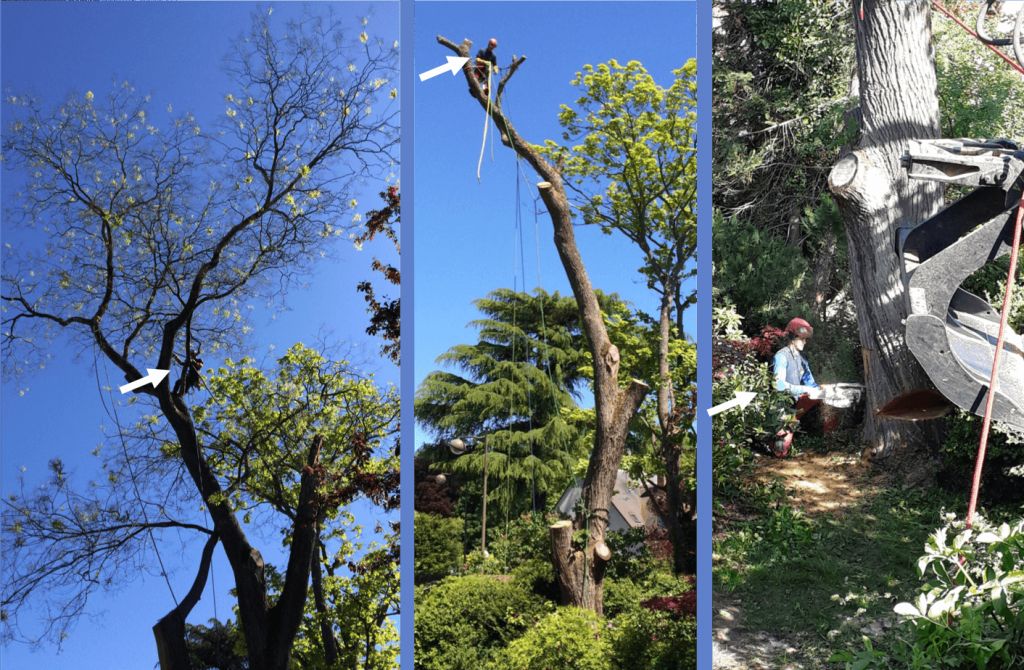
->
[291, 539, 400, 670]
[186, 619, 248, 670]
[712, 304, 796, 498]
[414, 513, 464, 584]
[712, 211, 809, 325]
[541, 58, 697, 303]
[414, 575, 548, 670]
[713, 0, 854, 231]
[487, 607, 612, 670]
[511, 558, 558, 600]
[488, 513, 553, 572]
[604, 527, 658, 582]
[193, 343, 398, 518]
[415, 289, 622, 528]
[934, 17, 1024, 139]
[610, 608, 697, 670]
[838, 515, 1024, 669]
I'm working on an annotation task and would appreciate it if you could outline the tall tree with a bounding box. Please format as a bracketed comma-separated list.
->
[542, 58, 698, 574]
[416, 289, 599, 523]
[437, 36, 650, 612]
[1, 11, 398, 669]
[827, 0, 944, 476]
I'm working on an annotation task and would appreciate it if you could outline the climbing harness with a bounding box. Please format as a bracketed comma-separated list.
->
[892, 139, 1024, 433]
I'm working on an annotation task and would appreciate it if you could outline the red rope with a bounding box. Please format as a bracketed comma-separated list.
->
[931, 0, 1024, 77]
[965, 190, 1024, 528]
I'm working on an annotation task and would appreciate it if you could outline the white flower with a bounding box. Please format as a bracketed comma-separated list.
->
[359, 31, 368, 44]
[85, 90, 94, 102]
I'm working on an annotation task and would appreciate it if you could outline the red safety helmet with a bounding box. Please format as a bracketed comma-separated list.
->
[785, 317, 814, 339]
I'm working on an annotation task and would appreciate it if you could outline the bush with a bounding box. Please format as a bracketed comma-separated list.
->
[604, 527, 658, 582]
[712, 306, 798, 499]
[611, 608, 697, 670]
[603, 577, 646, 619]
[414, 512, 464, 584]
[511, 558, 558, 600]
[487, 607, 613, 670]
[489, 513, 554, 571]
[415, 575, 548, 670]
[838, 515, 1024, 669]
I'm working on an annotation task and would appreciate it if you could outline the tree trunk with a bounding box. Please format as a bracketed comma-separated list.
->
[157, 380, 323, 670]
[827, 0, 945, 481]
[153, 534, 219, 670]
[310, 531, 340, 665]
[438, 35, 650, 614]
[656, 286, 691, 575]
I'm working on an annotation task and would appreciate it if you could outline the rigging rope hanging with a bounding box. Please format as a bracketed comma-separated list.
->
[97, 362, 180, 607]
[476, 64, 494, 181]
[966, 189, 1024, 529]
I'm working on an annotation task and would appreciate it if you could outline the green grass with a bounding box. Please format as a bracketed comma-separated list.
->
[715, 487, 958, 648]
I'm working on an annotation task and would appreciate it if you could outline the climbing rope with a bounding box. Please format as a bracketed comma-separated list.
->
[96, 362, 180, 608]
[966, 188, 1024, 528]
[476, 63, 494, 181]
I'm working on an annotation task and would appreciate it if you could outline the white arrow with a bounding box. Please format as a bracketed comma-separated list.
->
[707, 391, 757, 417]
[119, 368, 170, 394]
[418, 56, 470, 82]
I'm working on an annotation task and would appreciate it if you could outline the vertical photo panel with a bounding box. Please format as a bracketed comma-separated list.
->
[413, 2, 698, 669]
[711, 1, 1024, 668]
[1, 3, 400, 669]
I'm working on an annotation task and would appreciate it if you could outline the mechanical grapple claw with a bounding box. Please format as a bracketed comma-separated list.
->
[893, 139, 1024, 430]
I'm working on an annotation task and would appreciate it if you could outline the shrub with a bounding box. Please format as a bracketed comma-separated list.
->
[511, 558, 558, 600]
[712, 307, 798, 499]
[414, 575, 548, 670]
[489, 513, 554, 571]
[487, 607, 613, 670]
[414, 512, 464, 584]
[611, 608, 697, 670]
[604, 527, 658, 582]
[838, 515, 1024, 669]
[603, 577, 646, 618]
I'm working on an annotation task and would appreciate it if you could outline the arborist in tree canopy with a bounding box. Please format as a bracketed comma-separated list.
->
[773, 317, 822, 401]
[473, 38, 498, 96]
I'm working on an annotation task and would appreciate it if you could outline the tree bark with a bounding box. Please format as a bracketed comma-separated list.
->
[156, 379, 324, 670]
[438, 35, 649, 613]
[310, 533, 340, 665]
[153, 533, 219, 670]
[827, 0, 944, 480]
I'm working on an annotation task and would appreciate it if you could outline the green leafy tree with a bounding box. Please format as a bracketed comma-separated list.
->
[1, 11, 398, 670]
[542, 58, 699, 574]
[416, 289, 598, 528]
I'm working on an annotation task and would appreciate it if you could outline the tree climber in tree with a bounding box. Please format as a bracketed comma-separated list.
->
[473, 38, 498, 96]
[173, 346, 205, 396]
[770, 317, 822, 457]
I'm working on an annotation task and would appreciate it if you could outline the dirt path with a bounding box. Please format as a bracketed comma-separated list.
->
[712, 451, 888, 669]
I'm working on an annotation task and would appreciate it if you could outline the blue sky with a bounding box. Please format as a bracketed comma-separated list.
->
[1, 2, 398, 668]
[413, 1, 698, 448]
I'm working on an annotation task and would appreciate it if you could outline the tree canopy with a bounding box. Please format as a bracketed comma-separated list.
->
[1, 9, 400, 669]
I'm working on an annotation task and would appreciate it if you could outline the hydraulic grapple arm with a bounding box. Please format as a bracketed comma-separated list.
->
[893, 139, 1024, 430]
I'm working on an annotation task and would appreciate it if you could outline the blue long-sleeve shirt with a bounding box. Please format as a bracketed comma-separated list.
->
[773, 346, 819, 398]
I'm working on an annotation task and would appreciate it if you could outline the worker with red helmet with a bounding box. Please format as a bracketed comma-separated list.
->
[773, 317, 822, 400]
